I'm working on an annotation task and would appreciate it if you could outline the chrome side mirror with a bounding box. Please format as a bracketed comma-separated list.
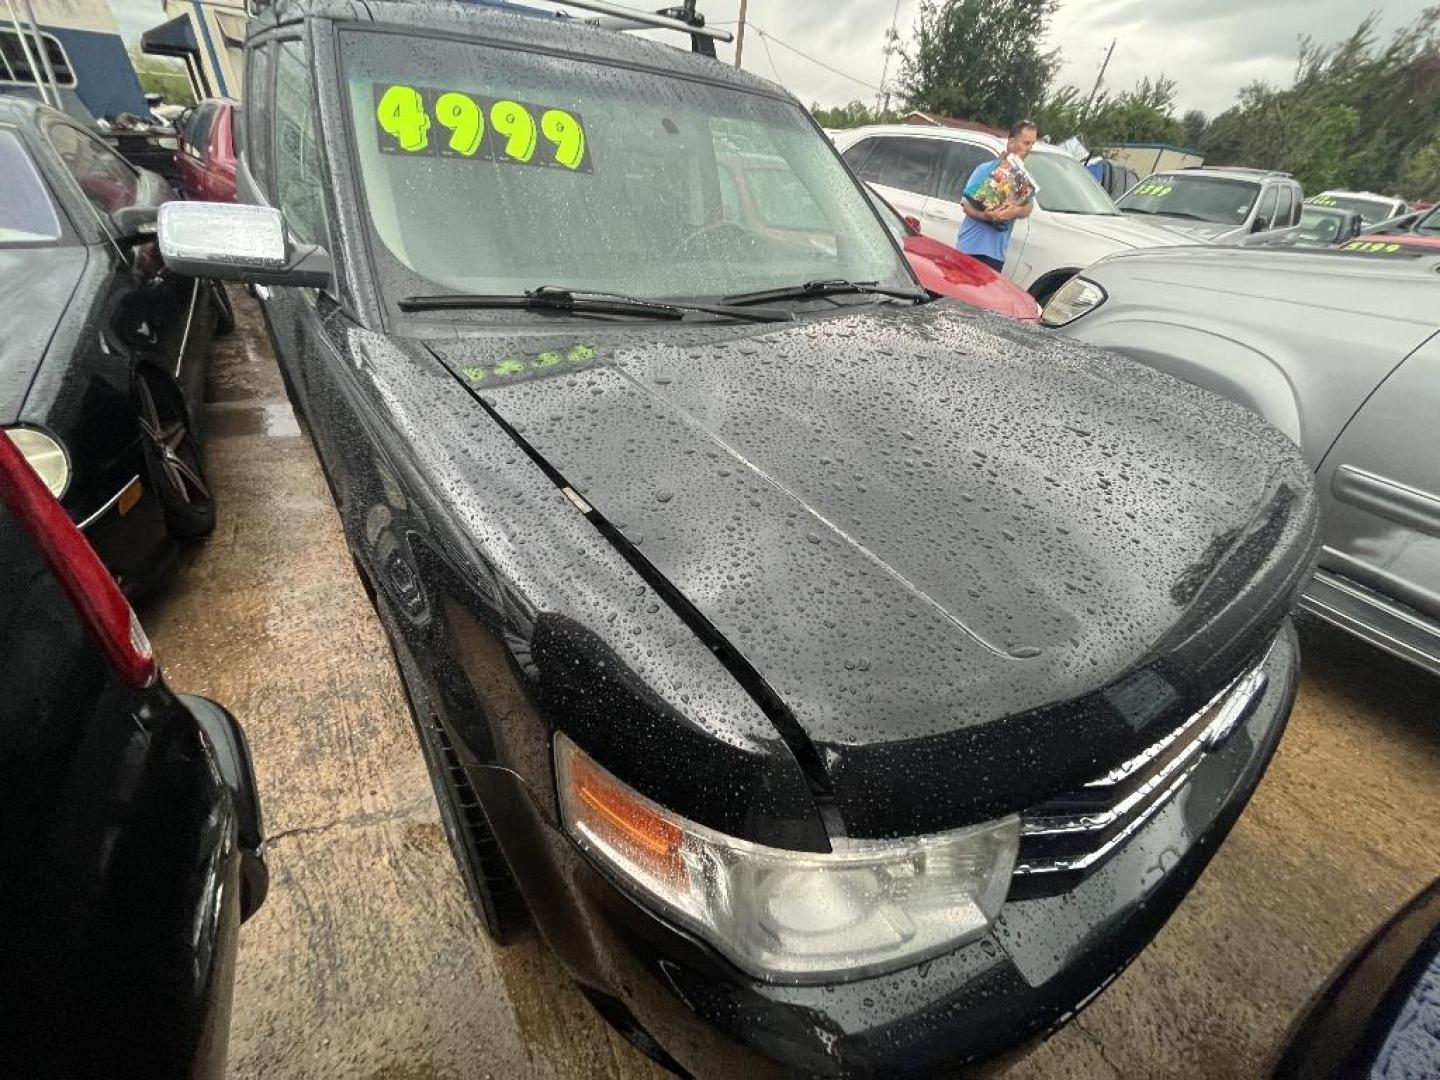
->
[157, 202, 331, 287]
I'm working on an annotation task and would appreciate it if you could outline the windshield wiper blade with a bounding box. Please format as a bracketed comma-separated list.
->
[721, 278, 928, 306]
[1150, 210, 1215, 223]
[398, 285, 793, 323]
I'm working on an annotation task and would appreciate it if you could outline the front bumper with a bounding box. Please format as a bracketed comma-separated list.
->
[473, 621, 1300, 1077]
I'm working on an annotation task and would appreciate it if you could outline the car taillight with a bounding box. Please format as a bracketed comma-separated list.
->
[0, 432, 157, 687]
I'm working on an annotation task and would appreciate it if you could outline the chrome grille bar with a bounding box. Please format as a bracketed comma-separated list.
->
[1012, 642, 1275, 881]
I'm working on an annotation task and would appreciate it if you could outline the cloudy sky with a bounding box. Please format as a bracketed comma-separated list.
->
[111, 0, 1430, 119]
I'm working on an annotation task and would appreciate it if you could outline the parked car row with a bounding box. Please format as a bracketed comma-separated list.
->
[833, 123, 1194, 300]
[828, 121, 1399, 304]
[1, 0, 1435, 1075]
[1, 96, 228, 597]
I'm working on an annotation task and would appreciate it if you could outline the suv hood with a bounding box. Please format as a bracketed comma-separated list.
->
[428, 303, 1317, 836]
[0, 247, 87, 423]
[1062, 212, 1195, 249]
[1123, 214, 1238, 243]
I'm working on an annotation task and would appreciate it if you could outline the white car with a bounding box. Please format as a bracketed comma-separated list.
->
[831, 124, 1191, 300]
[1307, 189, 1410, 229]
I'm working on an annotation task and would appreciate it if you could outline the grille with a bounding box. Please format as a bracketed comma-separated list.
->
[1010, 650, 1272, 897]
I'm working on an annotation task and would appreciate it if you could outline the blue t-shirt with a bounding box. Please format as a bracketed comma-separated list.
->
[957, 159, 1012, 264]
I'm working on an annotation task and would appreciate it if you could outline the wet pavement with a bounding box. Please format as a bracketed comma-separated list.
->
[141, 290, 1440, 1079]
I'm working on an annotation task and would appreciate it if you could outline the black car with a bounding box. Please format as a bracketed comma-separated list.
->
[0, 96, 228, 596]
[0, 430, 266, 1078]
[1294, 204, 1364, 247]
[159, 2, 1321, 1074]
[1275, 878, 1440, 1079]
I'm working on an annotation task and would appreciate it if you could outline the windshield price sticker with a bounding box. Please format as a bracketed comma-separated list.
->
[460, 344, 597, 387]
[1133, 181, 1174, 197]
[1310, 195, 1338, 207]
[373, 83, 592, 172]
[1341, 239, 1403, 254]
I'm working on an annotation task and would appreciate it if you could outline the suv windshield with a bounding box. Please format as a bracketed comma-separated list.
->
[1025, 152, 1118, 215]
[339, 29, 907, 304]
[1309, 193, 1392, 226]
[1416, 205, 1440, 235]
[1298, 205, 1347, 243]
[1117, 173, 1259, 226]
[0, 130, 61, 244]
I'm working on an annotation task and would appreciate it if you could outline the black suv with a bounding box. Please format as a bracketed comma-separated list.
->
[157, 1, 1320, 1074]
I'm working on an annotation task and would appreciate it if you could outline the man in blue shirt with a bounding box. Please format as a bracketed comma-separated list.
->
[957, 120, 1038, 272]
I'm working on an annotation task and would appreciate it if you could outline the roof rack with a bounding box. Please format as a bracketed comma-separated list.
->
[560, 0, 731, 57]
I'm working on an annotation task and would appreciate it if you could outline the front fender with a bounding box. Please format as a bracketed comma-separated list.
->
[1062, 317, 1304, 454]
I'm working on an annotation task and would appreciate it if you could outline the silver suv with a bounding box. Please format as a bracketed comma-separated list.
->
[1116, 167, 1304, 244]
[1044, 244, 1440, 676]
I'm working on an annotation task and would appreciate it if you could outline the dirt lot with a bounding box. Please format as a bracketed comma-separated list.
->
[140, 291, 1440, 1079]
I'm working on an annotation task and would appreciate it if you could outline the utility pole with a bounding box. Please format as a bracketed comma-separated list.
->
[1083, 38, 1116, 121]
[734, 0, 748, 67]
[876, 0, 901, 112]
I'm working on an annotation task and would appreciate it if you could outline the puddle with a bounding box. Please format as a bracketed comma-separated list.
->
[204, 400, 303, 438]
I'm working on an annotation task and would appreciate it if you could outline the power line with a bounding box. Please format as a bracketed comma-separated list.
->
[758, 26, 783, 83]
[748, 24, 883, 92]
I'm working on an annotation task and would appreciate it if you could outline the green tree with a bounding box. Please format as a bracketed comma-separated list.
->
[897, 0, 1059, 128]
[1197, 9, 1440, 197]
[1036, 77, 1184, 147]
[810, 101, 899, 129]
[1398, 141, 1440, 201]
[1181, 109, 1207, 148]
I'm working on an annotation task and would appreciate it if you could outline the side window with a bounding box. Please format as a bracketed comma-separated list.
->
[935, 141, 996, 203]
[272, 39, 327, 244]
[841, 138, 877, 178]
[232, 106, 245, 160]
[186, 104, 215, 160]
[244, 42, 274, 190]
[1274, 184, 1295, 227]
[46, 123, 138, 215]
[0, 28, 76, 86]
[1253, 185, 1280, 229]
[870, 137, 943, 198]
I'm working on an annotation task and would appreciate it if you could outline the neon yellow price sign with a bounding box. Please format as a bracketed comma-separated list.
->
[1341, 240, 1403, 254]
[372, 83, 591, 172]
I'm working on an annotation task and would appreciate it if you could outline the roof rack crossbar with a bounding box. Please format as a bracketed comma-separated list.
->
[560, 0, 732, 43]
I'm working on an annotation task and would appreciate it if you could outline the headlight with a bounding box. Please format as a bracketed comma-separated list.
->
[1040, 276, 1107, 327]
[4, 428, 69, 497]
[556, 734, 1019, 983]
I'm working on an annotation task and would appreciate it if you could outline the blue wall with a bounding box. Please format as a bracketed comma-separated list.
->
[0, 25, 149, 119]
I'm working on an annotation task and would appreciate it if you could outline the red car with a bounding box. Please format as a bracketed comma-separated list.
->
[175, 98, 239, 202]
[865, 186, 1041, 320]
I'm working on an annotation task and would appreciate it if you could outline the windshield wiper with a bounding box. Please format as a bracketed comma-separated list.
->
[721, 279, 928, 306]
[398, 285, 793, 323]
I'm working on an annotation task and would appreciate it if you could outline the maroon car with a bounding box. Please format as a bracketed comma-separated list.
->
[175, 98, 239, 202]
